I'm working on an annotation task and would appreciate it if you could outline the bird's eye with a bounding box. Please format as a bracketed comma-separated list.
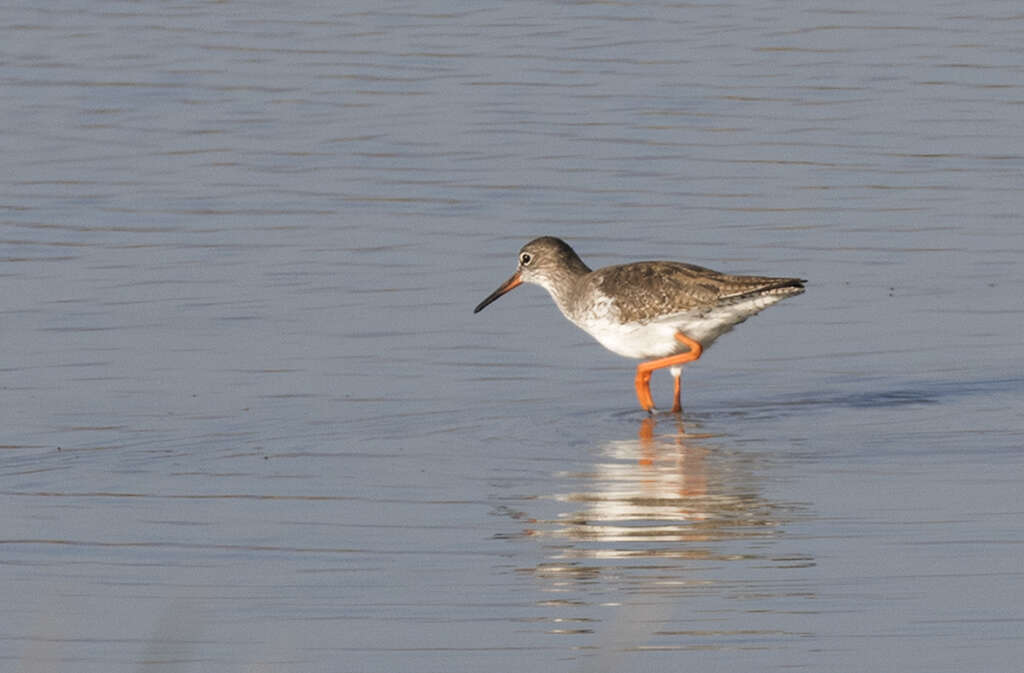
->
[520, 252, 533, 265]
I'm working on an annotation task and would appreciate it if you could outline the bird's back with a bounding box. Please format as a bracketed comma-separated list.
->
[570, 261, 804, 324]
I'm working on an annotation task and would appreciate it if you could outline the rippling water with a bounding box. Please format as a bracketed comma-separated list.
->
[2, 1, 1022, 671]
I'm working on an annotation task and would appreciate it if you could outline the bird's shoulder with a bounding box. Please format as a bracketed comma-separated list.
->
[570, 261, 720, 322]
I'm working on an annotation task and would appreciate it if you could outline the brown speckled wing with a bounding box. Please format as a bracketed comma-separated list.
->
[580, 261, 804, 323]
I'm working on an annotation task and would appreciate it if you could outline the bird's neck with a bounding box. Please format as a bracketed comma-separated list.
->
[538, 258, 591, 319]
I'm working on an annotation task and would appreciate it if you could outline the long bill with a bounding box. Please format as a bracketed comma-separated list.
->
[473, 271, 523, 313]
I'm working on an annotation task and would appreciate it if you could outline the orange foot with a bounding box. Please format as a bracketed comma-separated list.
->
[633, 332, 703, 413]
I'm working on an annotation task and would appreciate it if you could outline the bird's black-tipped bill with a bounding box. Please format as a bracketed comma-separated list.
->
[473, 272, 523, 313]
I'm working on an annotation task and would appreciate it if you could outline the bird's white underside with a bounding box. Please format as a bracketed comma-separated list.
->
[567, 289, 792, 360]
[529, 274, 795, 360]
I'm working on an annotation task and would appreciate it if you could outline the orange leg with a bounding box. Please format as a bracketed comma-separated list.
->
[672, 370, 682, 413]
[633, 332, 703, 413]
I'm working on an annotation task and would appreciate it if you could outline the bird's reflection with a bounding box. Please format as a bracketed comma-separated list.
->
[497, 413, 815, 651]
[528, 415, 795, 577]
[513, 416, 810, 651]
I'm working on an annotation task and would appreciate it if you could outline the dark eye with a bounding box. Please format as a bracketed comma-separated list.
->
[520, 252, 532, 265]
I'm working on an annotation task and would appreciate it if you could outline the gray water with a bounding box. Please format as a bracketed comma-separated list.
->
[2, 1, 1023, 671]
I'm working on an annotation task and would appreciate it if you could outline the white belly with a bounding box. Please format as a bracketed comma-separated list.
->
[581, 318, 684, 359]
[573, 293, 791, 360]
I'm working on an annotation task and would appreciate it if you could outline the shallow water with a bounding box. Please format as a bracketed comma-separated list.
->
[2, 1, 1023, 671]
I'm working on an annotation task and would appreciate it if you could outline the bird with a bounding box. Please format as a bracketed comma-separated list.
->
[473, 236, 805, 413]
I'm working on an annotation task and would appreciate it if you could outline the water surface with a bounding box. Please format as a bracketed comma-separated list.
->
[1, 1, 1022, 671]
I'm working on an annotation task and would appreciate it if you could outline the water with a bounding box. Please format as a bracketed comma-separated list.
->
[2, 1, 1022, 671]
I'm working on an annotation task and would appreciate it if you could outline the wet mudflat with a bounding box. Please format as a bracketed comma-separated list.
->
[1, 1, 1022, 671]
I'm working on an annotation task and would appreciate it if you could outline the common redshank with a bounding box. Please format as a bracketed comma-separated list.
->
[473, 236, 805, 413]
